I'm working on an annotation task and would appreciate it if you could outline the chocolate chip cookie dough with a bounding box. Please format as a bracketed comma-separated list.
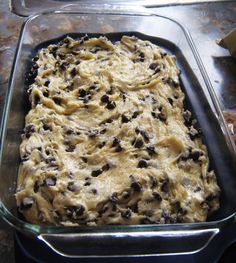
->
[15, 35, 220, 226]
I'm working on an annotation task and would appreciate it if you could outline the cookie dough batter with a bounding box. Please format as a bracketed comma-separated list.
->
[16, 35, 220, 226]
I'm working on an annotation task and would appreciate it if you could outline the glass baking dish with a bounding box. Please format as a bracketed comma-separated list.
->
[0, 4, 236, 258]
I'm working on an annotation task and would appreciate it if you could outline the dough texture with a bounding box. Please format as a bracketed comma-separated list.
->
[16, 35, 220, 226]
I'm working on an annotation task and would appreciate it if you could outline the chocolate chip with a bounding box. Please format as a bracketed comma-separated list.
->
[140, 130, 150, 142]
[112, 137, 120, 147]
[131, 138, 136, 146]
[131, 181, 142, 192]
[106, 101, 116, 110]
[81, 156, 88, 163]
[53, 97, 62, 105]
[45, 157, 58, 167]
[138, 52, 145, 62]
[161, 179, 169, 193]
[172, 80, 179, 87]
[34, 94, 40, 105]
[51, 50, 57, 58]
[161, 52, 167, 58]
[32, 63, 39, 70]
[181, 149, 190, 161]
[162, 210, 171, 223]
[44, 80, 50, 87]
[65, 84, 74, 91]
[70, 68, 77, 78]
[146, 146, 156, 155]
[44, 177, 57, 186]
[115, 145, 123, 152]
[32, 56, 39, 62]
[67, 182, 77, 192]
[71, 50, 78, 55]
[121, 209, 132, 219]
[83, 96, 90, 104]
[55, 47, 63, 55]
[89, 84, 97, 90]
[100, 128, 107, 134]
[90, 46, 101, 53]
[138, 97, 145, 102]
[129, 203, 138, 213]
[166, 77, 179, 88]
[150, 176, 158, 188]
[134, 138, 144, 148]
[168, 98, 173, 105]
[152, 192, 162, 201]
[158, 112, 167, 122]
[43, 123, 51, 131]
[149, 63, 158, 70]
[99, 205, 109, 215]
[43, 90, 49, 97]
[138, 159, 148, 168]
[110, 192, 118, 202]
[122, 191, 130, 199]
[151, 112, 158, 119]
[190, 149, 201, 161]
[66, 205, 85, 218]
[91, 169, 103, 177]
[78, 89, 87, 98]
[21, 153, 30, 163]
[139, 52, 145, 58]
[121, 114, 129, 123]
[102, 117, 114, 124]
[102, 163, 110, 171]
[63, 37, 70, 44]
[24, 124, 36, 138]
[132, 111, 140, 119]
[84, 181, 91, 186]
[109, 204, 116, 213]
[151, 97, 158, 105]
[83, 35, 89, 41]
[64, 129, 74, 135]
[172, 201, 182, 213]
[66, 144, 76, 152]
[98, 141, 106, 149]
[154, 67, 161, 74]
[135, 127, 140, 134]
[75, 205, 85, 216]
[206, 194, 217, 202]
[57, 62, 67, 71]
[88, 130, 99, 138]
[46, 156, 55, 164]
[100, 94, 109, 103]
[194, 186, 202, 192]
[33, 182, 39, 193]
[91, 188, 97, 194]
[107, 87, 113, 95]
[21, 197, 34, 209]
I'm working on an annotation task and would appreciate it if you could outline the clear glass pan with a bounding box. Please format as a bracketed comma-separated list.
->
[0, 5, 236, 258]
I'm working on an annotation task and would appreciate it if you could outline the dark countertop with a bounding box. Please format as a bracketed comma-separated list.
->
[0, 1, 235, 262]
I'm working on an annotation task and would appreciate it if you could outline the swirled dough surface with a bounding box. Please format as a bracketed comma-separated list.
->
[16, 35, 220, 226]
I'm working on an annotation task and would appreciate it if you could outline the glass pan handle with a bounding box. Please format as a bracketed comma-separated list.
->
[39, 228, 219, 258]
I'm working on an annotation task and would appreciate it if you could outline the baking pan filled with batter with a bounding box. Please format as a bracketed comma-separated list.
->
[0, 8, 236, 257]
[16, 32, 221, 226]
